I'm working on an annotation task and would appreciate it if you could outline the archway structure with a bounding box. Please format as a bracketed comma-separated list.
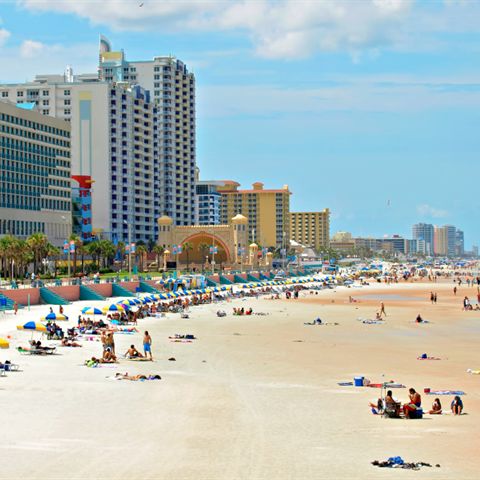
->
[157, 214, 248, 266]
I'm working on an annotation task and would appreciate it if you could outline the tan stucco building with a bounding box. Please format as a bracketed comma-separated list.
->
[290, 210, 330, 251]
[218, 181, 291, 249]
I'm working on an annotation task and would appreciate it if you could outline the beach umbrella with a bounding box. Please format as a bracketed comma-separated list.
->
[118, 299, 136, 306]
[81, 307, 103, 315]
[17, 322, 47, 332]
[0, 337, 9, 349]
[103, 304, 125, 313]
[117, 303, 131, 311]
[42, 312, 69, 321]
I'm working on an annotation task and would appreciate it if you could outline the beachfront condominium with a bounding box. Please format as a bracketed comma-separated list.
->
[289, 210, 330, 251]
[455, 230, 465, 257]
[218, 181, 291, 248]
[195, 180, 226, 225]
[412, 223, 434, 255]
[98, 36, 196, 226]
[0, 77, 156, 243]
[0, 36, 196, 242]
[0, 100, 71, 246]
[434, 225, 457, 256]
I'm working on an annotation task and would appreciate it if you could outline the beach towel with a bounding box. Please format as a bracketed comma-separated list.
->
[338, 382, 353, 386]
[417, 357, 441, 360]
[467, 369, 480, 375]
[126, 357, 152, 361]
[367, 383, 406, 389]
[426, 390, 465, 396]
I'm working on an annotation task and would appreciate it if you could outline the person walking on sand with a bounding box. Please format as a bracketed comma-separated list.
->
[13, 301, 18, 315]
[453, 286, 457, 296]
[434, 292, 437, 304]
[380, 302, 386, 317]
[143, 330, 153, 360]
[430, 292, 434, 304]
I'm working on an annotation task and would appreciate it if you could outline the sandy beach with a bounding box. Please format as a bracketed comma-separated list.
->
[0, 279, 479, 479]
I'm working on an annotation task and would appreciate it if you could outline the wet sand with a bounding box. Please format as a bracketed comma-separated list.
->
[0, 280, 479, 479]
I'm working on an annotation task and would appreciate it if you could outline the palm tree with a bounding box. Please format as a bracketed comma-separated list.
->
[0, 235, 14, 278]
[27, 232, 49, 274]
[198, 242, 209, 261]
[85, 241, 102, 270]
[152, 245, 164, 271]
[136, 244, 148, 272]
[182, 241, 193, 269]
[68, 234, 82, 275]
[116, 241, 126, 271]
[99, 240, 116, 269]
[46, 243, 61, 277]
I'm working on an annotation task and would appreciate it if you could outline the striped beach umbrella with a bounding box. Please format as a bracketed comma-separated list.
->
[17, 322, 47, 332]
[42, 312, 69, 321]
[103, 304, 125, 313]
[0, 337, 9, 349]
[81, 307, 103, 315]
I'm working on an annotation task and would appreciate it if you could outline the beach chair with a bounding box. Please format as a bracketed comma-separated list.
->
[383, 401, 402, 419]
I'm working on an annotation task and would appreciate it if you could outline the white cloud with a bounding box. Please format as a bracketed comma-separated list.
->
[416, 204, 449, 218]
[0, 41, 97, 83]
[18, 0, 480, 59]
[0, 28, 10, 46]
[197, 75, 480, 118]
[20, 40, 45, 58]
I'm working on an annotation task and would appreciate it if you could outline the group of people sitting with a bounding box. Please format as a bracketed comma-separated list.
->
[233, 307, 253, 316]
[46, 321, 64, 340]
[370, 388, 464, 417]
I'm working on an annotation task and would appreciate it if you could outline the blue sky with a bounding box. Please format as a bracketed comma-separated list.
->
[1, 0, 479, 248]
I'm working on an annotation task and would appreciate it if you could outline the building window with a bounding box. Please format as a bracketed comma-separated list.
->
[17, 91, 24, 97]
[1, 91, 8, 98]
[64, 99, 71, 106]
[64, 109, 71, 115]
[42, 100, 49, 106]
[64, 90, 71, 96]
[42, 109, 49, 115]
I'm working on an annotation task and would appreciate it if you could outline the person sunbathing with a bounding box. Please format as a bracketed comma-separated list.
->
[61, 338, 82, 347]
[125, 345, 143, 359]
[429, 398, 442, 414]
[114, 372, 161, 381]
[451, 396, 463, 415]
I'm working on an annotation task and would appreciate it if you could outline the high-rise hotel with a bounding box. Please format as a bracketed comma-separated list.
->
[98, 36, 196, 227]
[0, 100, 71, 246]
[0, 36, 196, 244]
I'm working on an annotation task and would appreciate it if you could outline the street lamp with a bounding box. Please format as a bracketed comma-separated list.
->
[61, 215, 72, 279]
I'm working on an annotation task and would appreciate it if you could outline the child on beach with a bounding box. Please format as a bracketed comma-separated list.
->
[451, 396, 463, 415]
[429, 398, 442, 414]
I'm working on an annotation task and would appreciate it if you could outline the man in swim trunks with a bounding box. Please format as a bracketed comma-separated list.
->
[143, 331, 153, 360]
[125, 345, 143, 359]
[403, 388, 421, 418]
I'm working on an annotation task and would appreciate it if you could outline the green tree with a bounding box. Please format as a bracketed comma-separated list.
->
[182, 241, 193, 268]
[99, 239, 116, 268]
[152, 244, 164, 271]
[136, 244, 148, 272]
[147, 237, 155, 253]
[68, 234, 82, 275]
[27, 232, 49, 274]
[85, 241, 102, 270]
[116, 241, 126, 271]
[198, 242, 209, 261]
